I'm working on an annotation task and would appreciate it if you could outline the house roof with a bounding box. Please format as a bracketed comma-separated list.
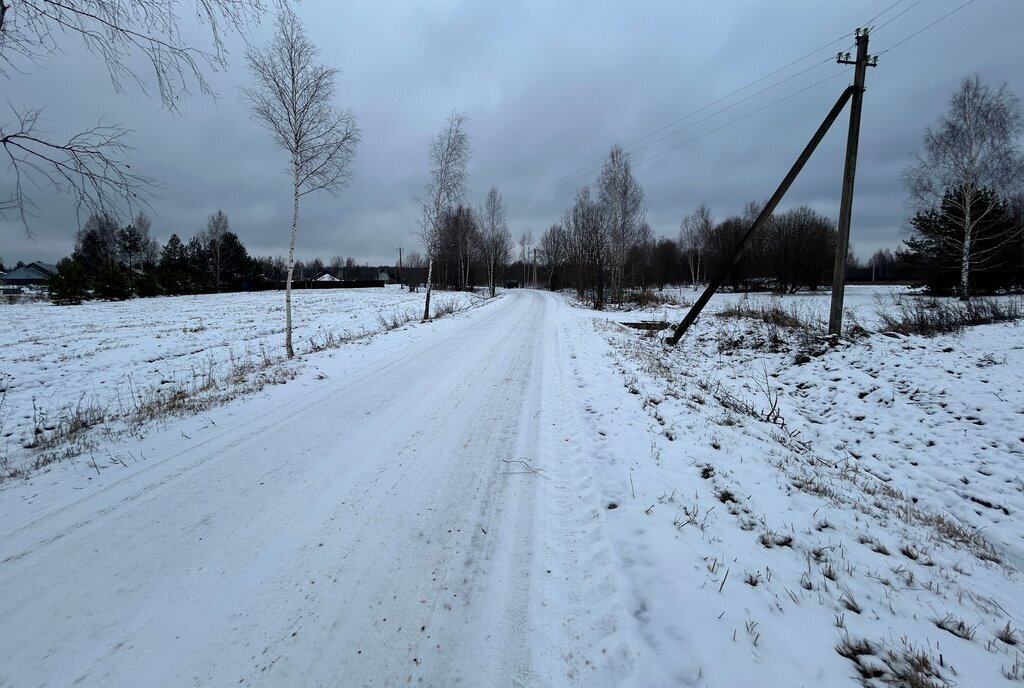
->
[2, 262, 56, 281]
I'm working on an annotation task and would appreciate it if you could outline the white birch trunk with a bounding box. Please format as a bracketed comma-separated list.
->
[960, 200, 973, 301]
[422, 257, 433, 321]
[285, 159, 300, 358]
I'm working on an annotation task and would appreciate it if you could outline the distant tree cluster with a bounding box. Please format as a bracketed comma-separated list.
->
[46, 209, 397, 305]
[695, 203, 839, 295]
[407, 76, 1024, 309]
[50, 210, 259, 304]
[527, 146, 843, 309]
[422, 191, 513, 296]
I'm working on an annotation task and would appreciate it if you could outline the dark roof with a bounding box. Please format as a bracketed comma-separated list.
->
[2, 262, 57, 281]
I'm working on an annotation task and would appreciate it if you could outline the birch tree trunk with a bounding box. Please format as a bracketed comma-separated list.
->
[960, 200, 973, 300]
[285, 160, 300, 358]
[422, 257, 434, 321]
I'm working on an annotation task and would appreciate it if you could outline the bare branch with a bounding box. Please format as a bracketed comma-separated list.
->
[1, 104, 155, 230]
[2, 0, 270, 109]
[1, 1, 273, 235]
[242, 6, 361, 197]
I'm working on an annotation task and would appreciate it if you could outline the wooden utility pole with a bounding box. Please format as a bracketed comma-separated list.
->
[828, 29, 878, 337]
[668, 86, 855, 345]
[398, 247, 403, 284]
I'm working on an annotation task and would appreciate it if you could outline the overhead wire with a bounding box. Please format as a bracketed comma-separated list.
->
[870, 0, 927, 32]
[509, 70, 851, 219]
[635, 72, 851, 167]
[877, 0, 979, 55]
[506, 32, 852, 210]
[507, 0, 983, 222]
[864, 0, 911, 26]
[506, 54, 841, 213]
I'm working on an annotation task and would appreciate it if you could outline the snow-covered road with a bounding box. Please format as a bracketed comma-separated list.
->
[1, 291, 636, 687]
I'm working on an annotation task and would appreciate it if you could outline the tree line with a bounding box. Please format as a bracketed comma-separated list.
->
[47, 209, 387, 305]
[526, 146, 845, 309]
[533, 75, 1024, 305]
[410, 116, 911, 309]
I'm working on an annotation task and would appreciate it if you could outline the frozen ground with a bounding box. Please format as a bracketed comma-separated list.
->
[0, 286, 481, 478]
[1, 285, 1022, 686]
[588, 285, 1024, 686]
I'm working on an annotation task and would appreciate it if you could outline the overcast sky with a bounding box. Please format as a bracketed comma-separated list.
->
[3, 0, 1023, 267]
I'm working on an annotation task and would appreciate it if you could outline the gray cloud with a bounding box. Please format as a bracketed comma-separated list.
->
[3, 0, 1023, 267]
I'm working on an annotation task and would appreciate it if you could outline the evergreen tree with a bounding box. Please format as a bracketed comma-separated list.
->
[901, 186, 1018, 294]
[159, 234, 189, 294]
[48, 258, 90, 305]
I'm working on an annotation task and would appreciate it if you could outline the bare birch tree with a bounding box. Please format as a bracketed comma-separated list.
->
[1, 0, 270, 233]
[567, 185, 608, 309]
[539, 222, 568, 291]
[679, 204, 712, 290]
[200, 210, 234, 288]
[243, 6, 360, 357]
[597, 144, 645, 304]
[478, 187, 512, 297]
[518, 229, 532, 286]
[419, 112, 469, 320]
[904, 74, 1024, 299]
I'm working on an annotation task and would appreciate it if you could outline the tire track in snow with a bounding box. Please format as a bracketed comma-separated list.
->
[0, 291, 593, 687]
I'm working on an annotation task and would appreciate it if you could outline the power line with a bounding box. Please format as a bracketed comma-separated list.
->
[865, 0, 911, 26]
[509, 70, 849, 220]
[507, 6, 932, 214]
[506, 32, 851, 209]
[506, 55, 840, 212]
[878, 0, 979, 55]
[870, 0, 926, 31]
[620, 39, 849, 152]
[636, 72, 849, 167]
[630, 59, 838, 157]
[508, 0, 982, 223]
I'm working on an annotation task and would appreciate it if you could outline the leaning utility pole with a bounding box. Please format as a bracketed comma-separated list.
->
[668, 28, 878, 346]
[828, 28, 878, 336]
[667, 86, 854, 345]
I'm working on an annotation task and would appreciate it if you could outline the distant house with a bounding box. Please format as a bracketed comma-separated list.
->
[1, 262, 57, 286]
[316, 273, 340, 282]
[378, 271, 390, 283]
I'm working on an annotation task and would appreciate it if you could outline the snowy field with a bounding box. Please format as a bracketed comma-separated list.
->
[0, 286, 483, 478]
[1, 284, 1022, 687]
[582, 284, 1024, 685]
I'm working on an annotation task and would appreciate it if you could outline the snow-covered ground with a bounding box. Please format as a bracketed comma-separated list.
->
[585, 285, 1024, 686]
[0, 286, 482, 478]
[1, 285, 1022, 686]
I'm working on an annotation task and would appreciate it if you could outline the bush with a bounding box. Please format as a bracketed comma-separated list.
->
[877, 296, 1024, 336]
[48, 258, 90, 305]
